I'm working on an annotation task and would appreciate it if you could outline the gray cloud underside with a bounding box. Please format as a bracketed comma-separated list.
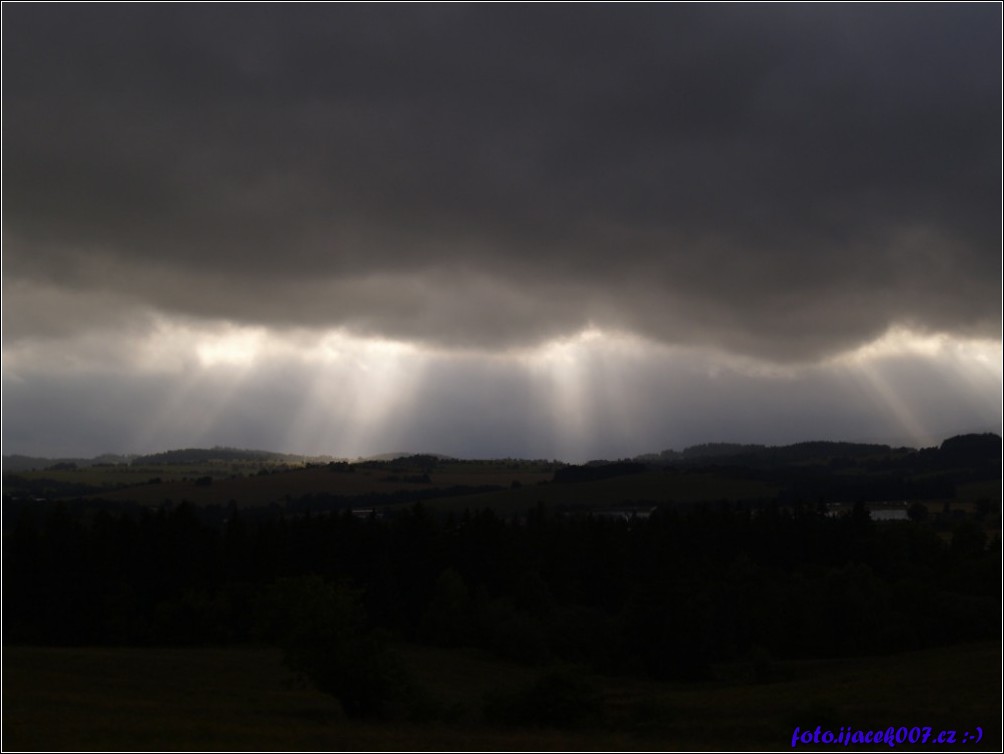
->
[3, 5, 1000, 360]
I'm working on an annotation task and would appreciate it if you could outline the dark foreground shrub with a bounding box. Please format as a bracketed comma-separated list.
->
[485, 667, 601, 729]
[268, 575, 414, 719]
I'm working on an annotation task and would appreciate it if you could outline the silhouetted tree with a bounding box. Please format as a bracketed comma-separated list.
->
[271, 576, 411, 719]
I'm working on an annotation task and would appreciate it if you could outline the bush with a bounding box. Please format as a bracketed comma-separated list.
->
[418, 568, 474, 647]
[484, 668, 601, 729]
[266, 576, 413, 719]
[479, 598, 550, 665]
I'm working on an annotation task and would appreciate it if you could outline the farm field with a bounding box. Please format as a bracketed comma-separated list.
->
[6, 462, 780, 514]
[3, 642, 999, 751]
[5, 437, 998, 518]
[417, 469, 779, 516]
[8, 461, 558, 509]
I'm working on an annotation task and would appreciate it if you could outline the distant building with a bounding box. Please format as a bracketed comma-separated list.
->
[825, 502, 911, 521]
[580, 507, 657, 523]
[869, 508, 909, 521]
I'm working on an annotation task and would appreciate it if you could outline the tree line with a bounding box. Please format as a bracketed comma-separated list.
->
[4, 498, 997, 717]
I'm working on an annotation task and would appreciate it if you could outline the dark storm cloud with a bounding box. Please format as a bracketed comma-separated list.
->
[3, 4, 1000, 359]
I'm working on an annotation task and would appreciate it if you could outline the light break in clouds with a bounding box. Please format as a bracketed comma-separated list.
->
[2, 5, 1001, 459]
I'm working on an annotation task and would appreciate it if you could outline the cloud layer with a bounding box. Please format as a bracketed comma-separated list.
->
[3, 321, 1000, 460]
[4, 5, 999, 360]
[3, 6, 1000, 459]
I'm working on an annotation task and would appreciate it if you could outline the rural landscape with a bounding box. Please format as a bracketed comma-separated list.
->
[3, 434, 1000, 750]
[4, 4, 1000, 751]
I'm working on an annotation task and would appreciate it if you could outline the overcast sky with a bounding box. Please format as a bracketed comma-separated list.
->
[3, 5, 1001, 461]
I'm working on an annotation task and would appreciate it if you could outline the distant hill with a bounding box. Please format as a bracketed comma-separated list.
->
[635, 440, 912, 468]
[1, 447, 458, 473]
[1, 447, 340, 472]
[635, 443, 766, 464]
[3, 434, 998, 511]
[355, 452, 455, 463]
[132, 447, 340, 465]
[2, 454, 136, 473]
[628, 433, 1002, 482]
[5, 434, 998, 479]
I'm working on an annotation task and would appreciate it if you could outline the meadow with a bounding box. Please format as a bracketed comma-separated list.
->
[8, 457, 559, 509]
[4, 641, 998, 751]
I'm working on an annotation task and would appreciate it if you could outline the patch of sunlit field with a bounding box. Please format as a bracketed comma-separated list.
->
[8, 641, 994, 751]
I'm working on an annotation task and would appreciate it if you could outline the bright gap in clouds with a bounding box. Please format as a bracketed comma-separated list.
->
[165, 322, 1003, 455]
[835, 327, 1003, 372]
[194, 326, 267, 368]
[827, 328, 1002, 450]
[2, 318, 1000, 460]
[126, 320, 428, 457]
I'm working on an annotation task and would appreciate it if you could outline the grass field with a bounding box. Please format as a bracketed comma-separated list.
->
[8, 463, 778, 515]
[9, 452, 997, 520]
[3, 463, 552, 509]
[416, 470, 779, 516]
[3, 642, 998, 751]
